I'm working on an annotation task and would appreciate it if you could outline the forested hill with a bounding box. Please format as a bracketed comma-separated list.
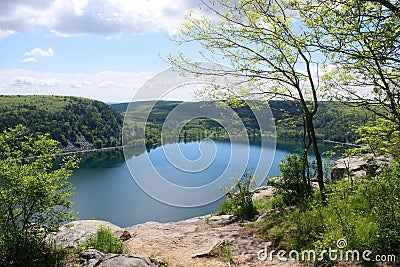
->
[112, 101, 377, 143]
[0, 95, 122, 150]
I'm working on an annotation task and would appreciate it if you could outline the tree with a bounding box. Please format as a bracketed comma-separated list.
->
[301, 0, 400, 130]
[0, 125, 78, 266]
[171, 0, 328, 200]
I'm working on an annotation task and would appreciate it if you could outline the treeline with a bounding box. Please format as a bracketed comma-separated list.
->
[0, 95, 123, 149]
[269, 101, 377, 143]
[115, 100, 377, 146]
[0, 96, 375, 152]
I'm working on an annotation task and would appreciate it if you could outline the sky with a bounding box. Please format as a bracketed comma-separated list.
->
[0, 0, 212, 102]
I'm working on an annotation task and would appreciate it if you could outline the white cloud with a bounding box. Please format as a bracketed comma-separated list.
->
[70, 80, 91, 88]
[99, 81, 114, 88]
[0, 29, 16, 40]
[0, 69, 154, 102]
[19, 57, 36, 63]
[10, 77, 61, 87]
[20, 48, 55, 63]
[0, 68, 201, 102]
[24, 48, 55, 57]
[0, 0, 207, 38]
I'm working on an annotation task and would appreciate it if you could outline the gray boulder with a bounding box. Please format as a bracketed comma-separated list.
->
[331, 154, 392, 180]
[52, 220, 124, 249]
[252, 186, 274, 202]
[79, 249, 163, 267]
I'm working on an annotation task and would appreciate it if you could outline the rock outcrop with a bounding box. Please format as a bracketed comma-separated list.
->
[55, 216, 299, 267]
[331, 154, 392, 180]
[53, 220, 124, 249]
[252, 186, 274, 202]
[122, 214, 298, 267]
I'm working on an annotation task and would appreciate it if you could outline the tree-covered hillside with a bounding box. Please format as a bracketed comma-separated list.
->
[113, 100, 377, 144]
[0, 95, 123, 149]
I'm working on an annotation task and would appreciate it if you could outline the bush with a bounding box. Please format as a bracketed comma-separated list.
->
[217, 171, 257, 220]
[268, 153, 314, 206]
[78, 226, 124, 254]
[268, 194, 286, 209]
[0, 125, 78, 266]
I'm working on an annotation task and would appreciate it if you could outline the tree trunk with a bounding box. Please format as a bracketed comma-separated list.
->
[306, 114, 326, 202]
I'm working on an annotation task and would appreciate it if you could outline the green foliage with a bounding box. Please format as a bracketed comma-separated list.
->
[354, 118, 400, 158]
[267, 194, 286, 210]
[217, 171, 257, 220]
[257, 160, 400, 264]
[301, 0, 400, 129]
[0, 95, 123, 149]
[0, 125, 78, 266]
[269, 153, 314, 206]
[253, 200, 272, 212]
[208, 242, 233, 263]
[78, 226, 124, 254]
[254, 196, 286, 212]
[257, 107, 400, 263]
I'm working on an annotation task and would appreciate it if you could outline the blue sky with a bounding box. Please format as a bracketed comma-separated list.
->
[0, 0, 210, 102]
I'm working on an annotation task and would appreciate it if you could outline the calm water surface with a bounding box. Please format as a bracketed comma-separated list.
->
[68, 139, 340, 227]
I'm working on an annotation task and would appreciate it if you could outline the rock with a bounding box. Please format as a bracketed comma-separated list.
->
[124, 214, 300, 267]
[53, 220, 124, 249]
[311, 181, 319, 189]
[205, 214, 237, 225]
[252, 186, 274, 202]
[79, 249, 104, 266]
[331, 154, 392, 180]
[119, 230, 132, 241]
[79, 249, 163, 267]
[192, 239, 225, 258]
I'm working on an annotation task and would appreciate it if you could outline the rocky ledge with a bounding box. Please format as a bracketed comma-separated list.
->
[55, 216, 299, 267]
[331, 153, 392, 180]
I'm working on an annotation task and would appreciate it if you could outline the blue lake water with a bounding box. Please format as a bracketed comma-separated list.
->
[68, 139, 340, 227]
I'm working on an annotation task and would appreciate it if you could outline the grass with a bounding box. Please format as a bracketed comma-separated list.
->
[209, 242, 233, 263]
[78, 226, 124, 254]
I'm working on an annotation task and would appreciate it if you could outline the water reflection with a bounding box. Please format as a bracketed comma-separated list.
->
[69, 139, 342, 227]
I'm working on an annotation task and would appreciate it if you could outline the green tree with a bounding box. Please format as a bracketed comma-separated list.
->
[352, 117, 400, 158]
[171, 0, 328, 200]
[0, 125, 79, 266]
[301, 0, 400, 130]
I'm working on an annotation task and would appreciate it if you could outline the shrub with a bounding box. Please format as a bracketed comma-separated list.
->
[78, 226, 124, 254]
[268, 153, 314, 206]
[268, 194, 285, 209]
[217, 171, 257, 220]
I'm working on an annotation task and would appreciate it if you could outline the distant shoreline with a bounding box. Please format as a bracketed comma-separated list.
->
[323, 139, 362, 147]
[60, 145, 126, 156]
[60, 137, 361, 156]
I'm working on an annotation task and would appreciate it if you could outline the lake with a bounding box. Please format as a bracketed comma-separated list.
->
[68, 139, 341, 227]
